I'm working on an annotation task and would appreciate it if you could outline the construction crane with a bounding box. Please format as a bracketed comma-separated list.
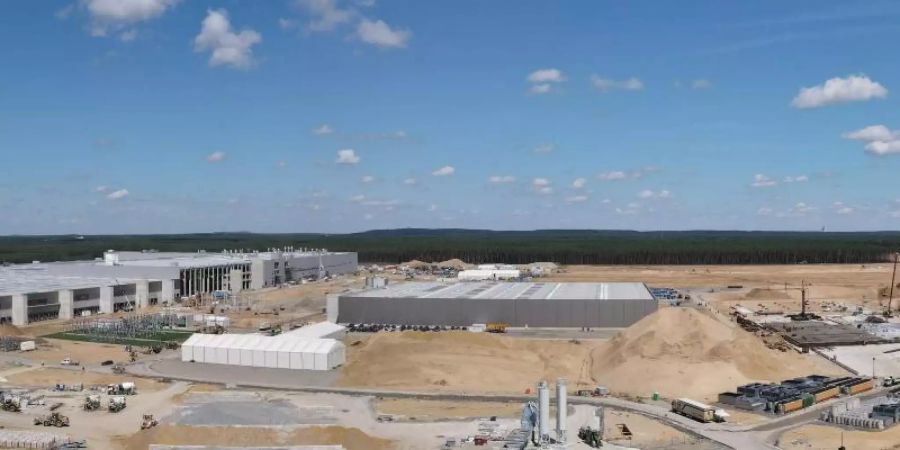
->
[886, 252, 899, 317]
[784, 280, 817, 321]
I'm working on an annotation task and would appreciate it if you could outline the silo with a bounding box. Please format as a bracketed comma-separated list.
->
[538, 380, 550, 442]
[556, 378, 567, 443]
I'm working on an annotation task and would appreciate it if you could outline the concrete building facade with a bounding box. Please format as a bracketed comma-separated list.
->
[0, 249, 358, 326]
[333, 281, 658, 328]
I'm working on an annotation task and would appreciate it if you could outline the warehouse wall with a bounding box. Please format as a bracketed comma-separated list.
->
[336, 296, 657, 328]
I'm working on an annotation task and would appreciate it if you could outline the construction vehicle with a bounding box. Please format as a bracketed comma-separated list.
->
[671, 398, 727, 423]
[1, 396, 22, 412]
[60, 357, 80, 366]
[108, 395, 127, 412]
[485, 322, 508, 333]
[83, 395, 101, 411]
[578, 406, 604, 448]
[141, 414, 159, 430]
[107, 382, 136, 395]
[111, 364, 126, 375]
[884, 376, 900, 388]
[576, 386, 610, 397]
[33, 412, 70, 427]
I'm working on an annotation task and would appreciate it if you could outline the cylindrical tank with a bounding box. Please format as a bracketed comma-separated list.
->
[556, 378, 567, 442]
[538, 381, 550, 441]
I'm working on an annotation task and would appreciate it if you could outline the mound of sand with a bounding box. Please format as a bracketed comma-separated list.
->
[404, 259, 432, 269]
[0, 324, 24, 337]
[437, 259, 470, 270]
[744, 288, 792, 300]
[338, 331, 591, 394]
[588, 308, 844, 400]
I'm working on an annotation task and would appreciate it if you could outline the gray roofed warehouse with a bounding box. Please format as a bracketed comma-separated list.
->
[334, 281, 658, 328]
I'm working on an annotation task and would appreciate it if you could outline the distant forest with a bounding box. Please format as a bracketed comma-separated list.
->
[1, 229, 899, 266]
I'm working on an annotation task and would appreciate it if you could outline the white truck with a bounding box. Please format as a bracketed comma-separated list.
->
[60, 358, 80, 366]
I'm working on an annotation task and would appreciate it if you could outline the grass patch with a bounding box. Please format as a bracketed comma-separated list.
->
[44, 329, 193, 347]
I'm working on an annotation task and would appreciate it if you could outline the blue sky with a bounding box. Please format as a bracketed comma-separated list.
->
[2, 0, 900, 234]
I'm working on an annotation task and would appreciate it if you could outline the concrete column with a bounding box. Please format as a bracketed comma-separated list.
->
[135, 280, 149, 309]
[99, 286, 114, 314]
[58, 289, 74, 320]
[11, 294, 27, 326]
[162, 279, 176, 303]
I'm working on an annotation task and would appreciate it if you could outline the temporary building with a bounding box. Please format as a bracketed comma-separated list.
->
[181, 330, 344, 371]
[276, 321, 346, 340]
[458, 269, 521, 281]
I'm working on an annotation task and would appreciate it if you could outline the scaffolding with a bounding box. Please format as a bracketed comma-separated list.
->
[63, 313, 185, 345]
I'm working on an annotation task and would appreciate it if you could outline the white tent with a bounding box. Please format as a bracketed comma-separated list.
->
[180, 331, 344, 371]
[277, 321, 345, 340]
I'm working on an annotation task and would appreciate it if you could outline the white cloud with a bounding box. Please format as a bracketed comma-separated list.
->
[403, 177, 417, 185]
[356, 18, 410, 48]
[842, 124, 897, 142]
[529, 84, 552, 95]
[428, 204, 437, 212]
[757, 207, 773, 216]
[432, 165, 455, 176]
[363, 213, 374, 220]
[206, 151, 227, 163]
[119, 28, 137, 41]
[571, 177, 587, 189]
[194, 9, 262, 69]
[791, 202, 815, 214]
[791, 74, 888, 109]
[278, 18, 296, 30]
[527, 68, 565, 84]
[532, 143, 555, 154]
[312, 124, 334, 135]
[691, 79, 712, 89]
[361, 175, 375, 183]
[783, 175, 808, 183]
[295, 0, 355, 32]
[336, 149, 360, 164]
[350, 194, 365, 202]
[532, 178, 553, 195]
[836, 207, 854, 215]
[590, 75, 644, 92]
[81, 0, 178, 37]
[106, 188, 129, 200]
[638, 189, 671, 199]
[94, 185, 108, 193]
[865, 140, 900, 155]
[597, 169, 649, 181]
[565, 195, 588, 203]
[488, 175, 516, 184]
[751, 174, 777, 187]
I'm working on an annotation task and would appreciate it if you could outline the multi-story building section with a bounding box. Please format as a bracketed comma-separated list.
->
[0, 248, 357, 326]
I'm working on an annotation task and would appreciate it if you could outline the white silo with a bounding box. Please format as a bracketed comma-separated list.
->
[556, 378, 567, 443]
[538, 380, 550, 443]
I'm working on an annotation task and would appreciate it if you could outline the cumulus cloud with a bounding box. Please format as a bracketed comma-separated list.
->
[350, 194, 365, 202]
[783, 175, 809, 183]
[597, 171, 628, 181]
[488, 175, 516, 184]
[294, 0, 355, 32]
[791, 75, 887, 109]
[751, 174, 777, 188]
[206, 151, 227, 163]
[432, 165, 455, 176]
[865, 141, 900, 155]
[532, 178, 553, 195]
[590, 75, 644, 92]
[532, 143, 555, 154]
[403, 177, 417, 185]
[757, 207, 773, 216]
[526, 68, 565, 94]
[565, 195, 588, 203]
[790, 202, 815, 214]
[106, 188, 129, 200]
[194, 9, 262, 69]
[94, 185, 108, 192]
[833, 202, 855, 215]
[691, 79, 712, 89]
[361, 175, 375, 183]
[572, 177, 586, 189]
[336, 149, 360, 164]
[637, 189, 671, 199]
[842, 124, 897, 142]
[356, 18, 410, 48]
[312, 124, 334, 135]
[80, 0, 178, 37]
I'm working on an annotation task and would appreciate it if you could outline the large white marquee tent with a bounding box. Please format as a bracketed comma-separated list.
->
[181, 322, 346, 371]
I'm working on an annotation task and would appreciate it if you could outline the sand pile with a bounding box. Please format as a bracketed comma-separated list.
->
[744, 288, 792, 300]
[0, 325, 24, 337]
[404, 259, 432, 269]
[338, 331, 591, 393]
[437, 259, 470, 270]
[588, 308, 844, 400]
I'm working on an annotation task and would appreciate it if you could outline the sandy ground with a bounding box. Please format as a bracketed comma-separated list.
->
[115, 425, 394, 450]
[602, 409, 696, 447]
[375, 398, 522, 420]
[2, 367, 166, 392]
[779, 423, 900, 450]
[338, 331, 594, 394]
[18, 339, 130, 365]
[588, 307, 847, 401]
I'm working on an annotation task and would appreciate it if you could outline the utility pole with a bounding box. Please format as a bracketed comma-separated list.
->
[888, 252, 898, 316]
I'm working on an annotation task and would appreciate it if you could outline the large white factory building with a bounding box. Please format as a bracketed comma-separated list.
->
[0, 249, 357, 326]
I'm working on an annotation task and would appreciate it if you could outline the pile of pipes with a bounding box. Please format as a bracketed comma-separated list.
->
[0, 430, 69, 449]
